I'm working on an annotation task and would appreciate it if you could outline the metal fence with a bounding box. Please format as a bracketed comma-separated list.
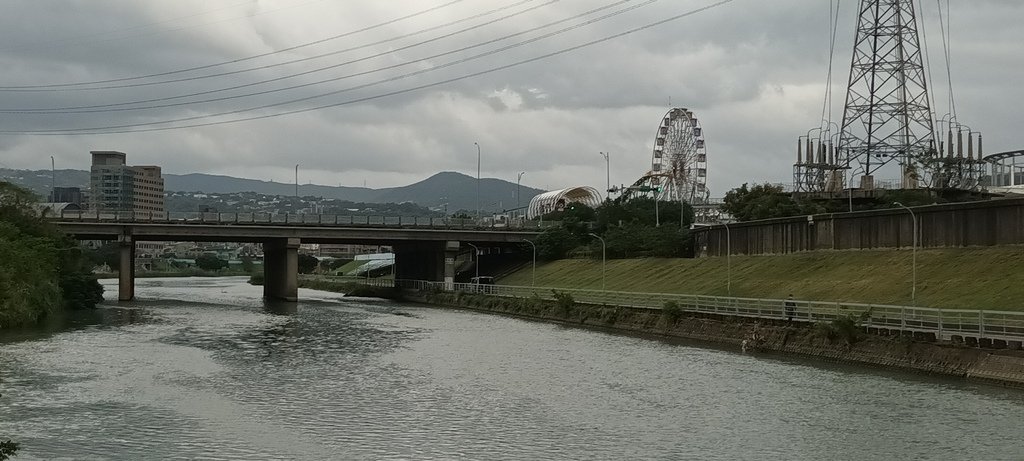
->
[338, 278, 1024, 343]
[50, 210, 558, 230]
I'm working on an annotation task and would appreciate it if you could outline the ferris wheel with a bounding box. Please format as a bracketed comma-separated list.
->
[626, 108, 709, 204]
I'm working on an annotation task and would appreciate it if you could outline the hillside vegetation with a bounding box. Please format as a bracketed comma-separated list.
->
[497, 247, 1024, 311]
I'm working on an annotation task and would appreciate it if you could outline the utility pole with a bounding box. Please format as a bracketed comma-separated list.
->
[50, 155, 55, 201]
[474, 142, 481, 222]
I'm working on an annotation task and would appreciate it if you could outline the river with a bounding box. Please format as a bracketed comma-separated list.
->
[1, 277, 1023, 460]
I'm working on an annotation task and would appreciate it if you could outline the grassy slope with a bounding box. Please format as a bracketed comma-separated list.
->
[497, 246, 1024, 310]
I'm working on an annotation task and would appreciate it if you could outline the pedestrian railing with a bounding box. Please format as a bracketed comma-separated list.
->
[333, 278, 1024, 343]
[49, 210, 558, 230]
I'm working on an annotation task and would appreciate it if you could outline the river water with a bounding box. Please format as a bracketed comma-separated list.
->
[1, 277, 1023, 460]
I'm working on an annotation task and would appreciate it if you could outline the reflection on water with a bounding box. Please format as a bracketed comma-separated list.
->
[1, 276, 1023, 460]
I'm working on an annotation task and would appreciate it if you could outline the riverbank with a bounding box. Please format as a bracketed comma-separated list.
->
[407, 290, 1024, 388]
[294, 279, 1024, 388]
[497, 246, 1024, 310]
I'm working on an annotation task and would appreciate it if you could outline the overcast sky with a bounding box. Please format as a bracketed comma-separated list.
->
[0, 0, 1019, 195]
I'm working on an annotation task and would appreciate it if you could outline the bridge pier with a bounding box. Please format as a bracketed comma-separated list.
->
[393, 241, 461, 289]
[263, 237, 300, 302]
[118, 235, 135, 301]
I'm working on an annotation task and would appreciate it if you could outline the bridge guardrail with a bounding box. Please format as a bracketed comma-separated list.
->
[321, 277, 1024, 343]
[53, 210, 559, 231]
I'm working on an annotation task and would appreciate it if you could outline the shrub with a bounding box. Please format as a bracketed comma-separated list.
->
[816, 315, 863, 345]
[552, 290, 575, 316]
[248, 272, 265, 285]
[0, 440, 18, 461]
[663, 300, 683, 323]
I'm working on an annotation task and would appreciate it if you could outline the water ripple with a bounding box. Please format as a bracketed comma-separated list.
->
[1, 277, 1023, 460]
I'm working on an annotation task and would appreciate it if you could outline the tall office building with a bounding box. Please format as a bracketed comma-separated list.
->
[89, 151, 164, 212]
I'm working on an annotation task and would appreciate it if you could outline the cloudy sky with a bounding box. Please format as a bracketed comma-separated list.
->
[0, 0, 1019, 195]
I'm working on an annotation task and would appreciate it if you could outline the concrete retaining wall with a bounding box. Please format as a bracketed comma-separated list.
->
[694, 197, 1024, 256]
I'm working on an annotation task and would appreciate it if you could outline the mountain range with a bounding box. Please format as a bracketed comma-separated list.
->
[0, 169, 545, 213]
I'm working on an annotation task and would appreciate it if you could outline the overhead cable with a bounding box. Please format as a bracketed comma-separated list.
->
[1, 0, 734, 136]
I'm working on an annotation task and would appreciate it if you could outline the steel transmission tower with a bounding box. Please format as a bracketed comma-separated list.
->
[837, 0, 936, 190]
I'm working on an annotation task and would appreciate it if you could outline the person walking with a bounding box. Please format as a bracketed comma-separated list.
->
[785, 294, 796, 322]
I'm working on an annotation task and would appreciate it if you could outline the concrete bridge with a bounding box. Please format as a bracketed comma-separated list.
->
[51, 212, 541, 302]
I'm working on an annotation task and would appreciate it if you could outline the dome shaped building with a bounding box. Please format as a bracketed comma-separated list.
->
[526, 186, 602, 219]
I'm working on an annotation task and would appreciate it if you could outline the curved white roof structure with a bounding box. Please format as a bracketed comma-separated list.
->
[527, 186, 602, 219]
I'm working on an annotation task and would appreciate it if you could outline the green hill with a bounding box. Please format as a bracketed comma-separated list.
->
[497, 246, 1024, 311]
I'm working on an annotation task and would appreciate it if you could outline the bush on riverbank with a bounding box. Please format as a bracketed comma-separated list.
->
[1, 182, 103, 329]
[0, 440, 18, 460]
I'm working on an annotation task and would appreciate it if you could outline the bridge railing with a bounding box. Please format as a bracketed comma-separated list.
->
[53, 210, 560, 230]
[346, 278, 1024, 343]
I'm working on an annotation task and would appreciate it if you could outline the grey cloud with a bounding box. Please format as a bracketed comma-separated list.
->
[0, 0, 1020, 198]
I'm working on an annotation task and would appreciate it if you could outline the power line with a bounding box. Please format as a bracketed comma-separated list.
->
[819, 0, 842, 135]
[1, 0, 557, 111]
[1, 0, 734, 136]
[3, 0, 659, 124]
[6, 0, 642, 115]
[0, 0, 467, 90]
[936, 0, 956, 120]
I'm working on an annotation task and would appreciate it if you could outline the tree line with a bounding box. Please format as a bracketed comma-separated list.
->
[533, 197, 695, 260]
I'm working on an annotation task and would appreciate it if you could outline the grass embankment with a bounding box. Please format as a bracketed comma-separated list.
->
[497, 246, 1024, 311]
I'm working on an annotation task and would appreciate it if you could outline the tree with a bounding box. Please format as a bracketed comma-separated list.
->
[1, 181, 103, 327]
[297, 254, 319, 274]
[720, 183, 825, 222]
[535, 226, 580, 260]
[240, 255, 254, 273]
[195, 254, 228, 271]
[595, 197, 694, 231]
[87, 242, 121, 271]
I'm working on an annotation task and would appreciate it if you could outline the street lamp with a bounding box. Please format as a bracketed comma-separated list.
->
[599, 152, 610, 200]
[516, 171, 525, 216]
[294, 164, 299, 197]
[723, 220, 731, 297]
[894, 201, 917, 306]
[474, 142, 481, 222]
[466, 242, 480, 286]
[588, 233, 606, 291]
[523, 238, 536, 286]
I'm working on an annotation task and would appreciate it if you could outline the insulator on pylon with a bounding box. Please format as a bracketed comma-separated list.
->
[977, 133, 984, 158]
[818, 141, 826, 163]
[828, 142, 835, 165]
[968, 132, 974, 160]
[797, 139, 803, 165]
[947, 130, 954, 159]
[957, 129, 964, 158]
[806, 138, 814, 164]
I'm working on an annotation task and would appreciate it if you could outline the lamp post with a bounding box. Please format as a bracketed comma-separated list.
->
[516, 171, 525, 216]
[894, 202, 917, 306]
[523, 238, 536, 286]
[599, 152, 610, 200]
[474, 142, 481, 222]
[588, 233, 606, 291]
[723, 221, 731, 297]
[294, 164, 299, 197]
[466, 242, 480, 286]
